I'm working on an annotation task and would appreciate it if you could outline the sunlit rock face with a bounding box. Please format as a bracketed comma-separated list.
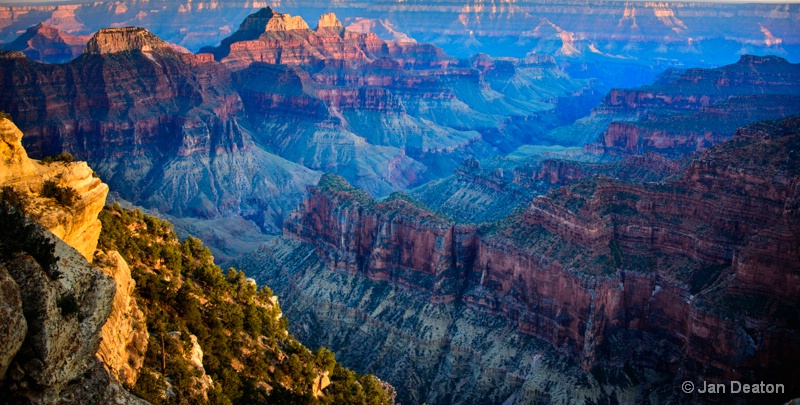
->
[95, 251, 148, 389]
[0, 118, 108, 261]
[236, 116, 800, 404]
[0, 121, 146, 404]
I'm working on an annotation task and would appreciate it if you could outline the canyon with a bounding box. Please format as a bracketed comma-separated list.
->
[0, 8, 596, 259]
[1, 3, 799, 404]
[235, 116, 800, 404]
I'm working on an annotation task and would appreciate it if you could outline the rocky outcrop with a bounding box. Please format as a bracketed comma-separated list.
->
[84, 27, 172, 55]
[0, 263, 26, 380]
[317, 13, 343, 30]
[95, 251, 148, 388]
[202, 8, 453, 70]
[1, 225, 146, 404]
[0, 118, 146, 403]
[0, 118, 108, 261]
[0, 23, 87, 63]
[239, 116, 800, 404]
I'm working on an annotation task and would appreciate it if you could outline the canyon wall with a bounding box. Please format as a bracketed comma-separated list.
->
[238, 117, 800, 404]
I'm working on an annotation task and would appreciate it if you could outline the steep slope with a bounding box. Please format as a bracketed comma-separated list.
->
[0, 27, 321, 259]
[236, 116, 800, 404]
[0, 23, 87, 64]
[97, 203, 395, 404]
[0, 116, 144, 404]
[0, 116, 395, 404]
[0, 117, 108, 261]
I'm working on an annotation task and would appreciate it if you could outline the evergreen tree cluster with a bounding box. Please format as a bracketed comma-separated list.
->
[98, 204, 393, 405]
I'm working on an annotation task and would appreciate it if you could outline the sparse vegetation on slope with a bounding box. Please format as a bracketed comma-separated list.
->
[98, 203, 393, 405]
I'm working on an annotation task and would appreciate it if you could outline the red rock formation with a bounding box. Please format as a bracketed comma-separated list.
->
[0, 27, 319, 239]
[585, 55, 800, 157]
[201, 7, 455, 71]
[284, 117, 800, 392]
[0, 23, 87, 63]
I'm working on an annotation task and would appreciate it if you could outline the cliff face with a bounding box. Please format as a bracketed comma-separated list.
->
[0, 23, 87, 64]
[0, 27, 320, 258]
[95, 251, 148, 388]
[202, 7, 451, 71]
[238, 116, 800, 404]
[84, 27, 175, 55]
[572, 55, 800, 157]
[0, 118, 108, 261]
[0, 117, 147, 403]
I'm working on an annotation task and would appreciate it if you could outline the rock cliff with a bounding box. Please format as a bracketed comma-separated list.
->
[95, 250, 148, 388]
[563, 55, 800, 157]
[84, 27, 173, 55]
[0, 117, 147, 403]
[237, 116, 800, 404]
[0, 118, 108, 261]
[0, 23, 87, 64]
[0, 27, 321, 259]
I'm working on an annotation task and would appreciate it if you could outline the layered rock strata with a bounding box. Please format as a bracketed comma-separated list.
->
[575, 55, 800, 157]
[238, 117, 800, 404]
[0, 27, 320, 257]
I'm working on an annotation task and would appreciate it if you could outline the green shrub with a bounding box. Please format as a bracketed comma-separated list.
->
[98, 204, 393, 404]
[40, 152, 74, 164]
[41, 180, 77, 207]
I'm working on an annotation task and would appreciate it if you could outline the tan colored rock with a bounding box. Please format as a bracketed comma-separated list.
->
[96, 251, 148, 388]
[317, 13, 342, 30]
[0, 263, 26, 380]
[84, 27, 170, 54]
[0, 117, 38, 182]
[265, 12, 309, 32]
[166, 332, 213, 401]
[0, 118, 109, 261]
[312, 370, 331, 398]
[2, 226, 117, 402]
